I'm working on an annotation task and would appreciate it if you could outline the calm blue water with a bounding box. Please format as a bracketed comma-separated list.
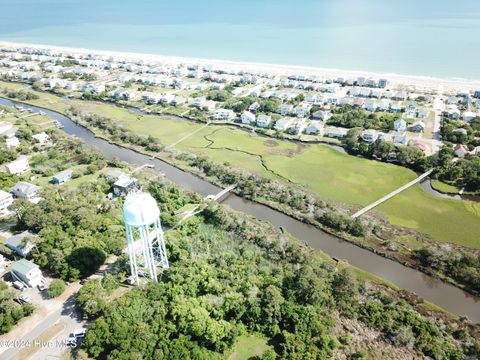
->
[1, 0, 480, 79]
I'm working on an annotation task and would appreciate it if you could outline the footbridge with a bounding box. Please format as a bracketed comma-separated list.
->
[351, 169, 433, 218]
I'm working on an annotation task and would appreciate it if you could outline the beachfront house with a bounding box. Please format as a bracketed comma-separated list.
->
[213, 109, 235, 121]
[5, 156, 29, 175]
[364, 99, 378, 112]
[0, 190, 13, 213]
[378, 79, 388, 88]
[5, 231, 36, 257]
[256, 115, 272, 128]
[11, 181, 41, 201]
[11, 259, 45, 288]
[51, 169, 73, 184]
[241, 111, 256, 125]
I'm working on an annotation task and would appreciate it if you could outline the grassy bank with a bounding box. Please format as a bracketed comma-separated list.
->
[1, 81, 480, 249]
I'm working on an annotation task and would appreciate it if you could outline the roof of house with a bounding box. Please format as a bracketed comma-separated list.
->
[114, 176, 136, 188]
[53, 169, 73, 180]
[6, 231, 36, 249]
[0, 189, 12, 200]
[11, 181, 40, 194]
[12, 259, 38, 275]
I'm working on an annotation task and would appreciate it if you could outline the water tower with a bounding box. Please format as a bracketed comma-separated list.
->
[123, 192, 169, 285]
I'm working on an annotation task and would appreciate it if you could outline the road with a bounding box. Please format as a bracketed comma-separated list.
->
[0, 291, 82, 360]
[431, 84, 445, 154]
[352, 169, 434, 218]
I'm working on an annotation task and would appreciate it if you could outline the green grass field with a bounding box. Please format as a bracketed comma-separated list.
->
[227, 334, 271, 360]
[1, 81, 479, 249]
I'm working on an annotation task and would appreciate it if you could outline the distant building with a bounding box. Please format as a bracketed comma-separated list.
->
[213, 109, 235, 121]
[5, 156, 29, 175]
[11, 181, 41, 201]
[361, 129, 378, 143]
[113, 175, 137, 197]
[241, 111, 256, 125]
[378, 79, 388, 88]
[453, 144, 468, 158]
[410, 121, 425, 133]
[32, 132, 50, 145]
[256, 115, 272, 128]
[52, 169, 73, 184]
[393, 119, 407, 132]
[5, 231, 36, 257]
[11, 259, 45, 287]
[305, 123, 323, 135]
[274, 119, 291, 131]
[0, 190, 13, 212]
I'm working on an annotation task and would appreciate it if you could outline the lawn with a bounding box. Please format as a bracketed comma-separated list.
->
[2, 82, 479, 249]
[431, 179, 460, 194]
[227, 334, 271, 360]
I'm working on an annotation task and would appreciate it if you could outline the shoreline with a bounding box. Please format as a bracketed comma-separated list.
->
[1, 40, 480, 91]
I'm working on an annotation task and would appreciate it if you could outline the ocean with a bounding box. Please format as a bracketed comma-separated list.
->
[1, 0, 479, 80]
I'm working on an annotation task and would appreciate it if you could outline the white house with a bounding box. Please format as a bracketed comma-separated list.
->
[325, 126, 348, 138]
[393, 132, 408, 146]
[32, 132, 50, 145]
[0, 190, 13, 212]
[463, 111, 477, 122]
[5, 156, 29, 175]
[393, 119, 407, 132]
[213, 109, 235, 121]
[305, 123, 324, 135]
[256, 115, 272, 128]
[5, 231, 36, 257]
[241, 111, 256, 125]
[294, 103, 311, 118]
[11, 259, 45, 288]
[361, 129, 378, 143]
[278, 104, 293, 116]
[274, 119, 292, 131]
[11, 181, 41, 201]
[191, 97, 206, 109]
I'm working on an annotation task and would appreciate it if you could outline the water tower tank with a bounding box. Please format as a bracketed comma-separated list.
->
[123, 191, 169, 285]
[123, 192, 160, 226]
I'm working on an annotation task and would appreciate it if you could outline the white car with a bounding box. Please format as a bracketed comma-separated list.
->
[19, 294, 31, 303]
[13, 281, 25, 290]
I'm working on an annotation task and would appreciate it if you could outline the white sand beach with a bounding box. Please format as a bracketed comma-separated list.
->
[1, 40, 479, 92]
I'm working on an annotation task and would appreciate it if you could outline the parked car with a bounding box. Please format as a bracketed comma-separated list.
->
[13, 281, 25, 290]
[37, 283, 45, 291]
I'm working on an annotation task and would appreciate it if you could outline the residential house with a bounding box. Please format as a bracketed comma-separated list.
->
[378, 99, 391, 111]
[463, 111, 477, 122]
[113, 175, 137, 197]
[51, 169, 73, 184]
[278, 104, 293, 116]
[453, 144, 468, 158]
[364, 99, 377, 112]
[241, 111, 256, 125]
[171, 96, 186, 106]
[11, 259, 45, 287]
[410, 121, 425, 133]
[448, 108, 461, 119]
[5, 231, 36, 257]
[312, 110, 330, 121]
[393, 132, 408, 146]
[256, 115, 272, 128]
[191, 97, 206, 109]
[0, 190, 13, 212]
[294, 103, 311, 118]
[0, 121, 13, 135]
[378, 79, 388, 88]
[305, 123, 323, 135]
[361, 129, 378, 144]
[248, 102, 259, 112]
[393, 119, 407, 132]
[3, 127, 19, 148]
[409, 139, 428, 154]
[416, 109, 429, 119]
[11, 181, 40, 201]
[325, 126, 348, 138]
[390, 102, 403, 113]
[32, 132, 50, 145]
[213, 109, 235, 121]
[274, 119, 292, 132]
[5, 156, 29, 175]
[287, 121, 306, 135]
